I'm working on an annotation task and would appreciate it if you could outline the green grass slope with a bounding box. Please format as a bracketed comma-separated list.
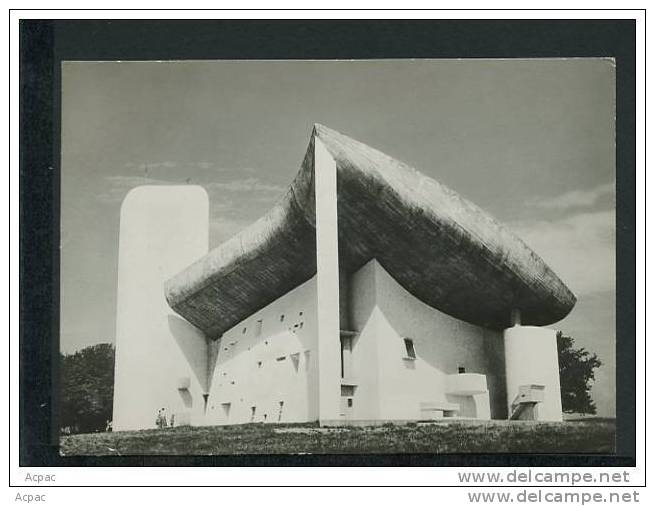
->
[60, 419, 615, 456]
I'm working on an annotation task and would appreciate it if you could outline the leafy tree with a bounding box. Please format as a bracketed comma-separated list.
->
[60, 343, 115, 434]
[557, 331, 602, 415]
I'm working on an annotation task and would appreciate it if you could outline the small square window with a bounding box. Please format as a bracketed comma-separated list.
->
[404, 338, 416, 359]
[458, 366, 466, 374]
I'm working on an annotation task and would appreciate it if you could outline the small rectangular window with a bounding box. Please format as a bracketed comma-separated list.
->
[404, 338, 416, 359]
[276, 356, 286, 362]
[280, 314, 285, 322]
[458, 366, 466, 374]
[341, 385, 355, 396]
[290, 352, 300, 372]
[255, 319, 263, 336]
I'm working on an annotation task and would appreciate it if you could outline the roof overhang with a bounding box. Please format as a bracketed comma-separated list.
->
[164, 125, 576, 337]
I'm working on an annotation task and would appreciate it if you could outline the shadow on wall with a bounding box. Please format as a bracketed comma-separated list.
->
[168, 315, 209, 391]
[363, 264, 508, 419]
[179, 389, 193, 409]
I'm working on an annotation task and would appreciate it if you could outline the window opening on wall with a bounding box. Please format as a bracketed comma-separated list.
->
[341, 385, 355, 396]
[257, 361, 263, 368]
[347, 398, 353, 408]
[263, 414, 267, 422]
[221, 402, 231, 418]
[299, 311, 303, 316]
[280, 314, 285, 322]
[290, 353, 300, 372]
[299, 322, 304, 329]
[278, 401, 284, 422]
[203, 394, 209, 414]
[255, 319, 263, 336]
[276, 356, 286, 362]
[404, 338, 416, 359]
[242, 327, 247, 334]
[250, 406, 256, 422]
[458, 365, 466, 374]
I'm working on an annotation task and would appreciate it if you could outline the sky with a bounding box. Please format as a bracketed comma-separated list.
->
[61, 59, 616, 416]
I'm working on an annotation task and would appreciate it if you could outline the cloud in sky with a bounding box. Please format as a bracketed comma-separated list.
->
[98, 173, 284, 204]
[204, 178, 285, 194]
[510, 209, 615, 297]
[526, 182, 615, 211]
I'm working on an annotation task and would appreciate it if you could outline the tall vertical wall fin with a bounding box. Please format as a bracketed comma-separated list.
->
[503, 326, 563, 421]
[112, 186, 209, 431]
[313, 137, 342, 426]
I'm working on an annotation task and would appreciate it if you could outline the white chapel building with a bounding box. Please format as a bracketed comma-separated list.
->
[112, 125, 576, 430]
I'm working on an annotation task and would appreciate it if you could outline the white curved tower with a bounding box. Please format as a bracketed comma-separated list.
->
[504, 325, 563, 421]
[112, 186, 209, 431]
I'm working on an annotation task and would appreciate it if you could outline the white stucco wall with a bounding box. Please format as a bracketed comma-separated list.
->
[112, 186, 209, 431]
[348, 259, 506, 421]
[314, 137, 343, 425]
[205, 275, 319, 425]
[504, 325, 563, 421]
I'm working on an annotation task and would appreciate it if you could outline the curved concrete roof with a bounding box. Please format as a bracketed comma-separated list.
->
[165, 124, 576, 337]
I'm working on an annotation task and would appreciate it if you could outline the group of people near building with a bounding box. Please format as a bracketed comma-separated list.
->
[155, 408, 174, 429]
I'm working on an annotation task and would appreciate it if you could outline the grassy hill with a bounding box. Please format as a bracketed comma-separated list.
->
[60, 418, 615, 456]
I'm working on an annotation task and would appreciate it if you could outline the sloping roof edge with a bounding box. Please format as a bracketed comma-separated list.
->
[164, 124, 576, 336]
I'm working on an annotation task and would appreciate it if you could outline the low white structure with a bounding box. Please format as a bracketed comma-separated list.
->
[113, 125, 573, 430]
